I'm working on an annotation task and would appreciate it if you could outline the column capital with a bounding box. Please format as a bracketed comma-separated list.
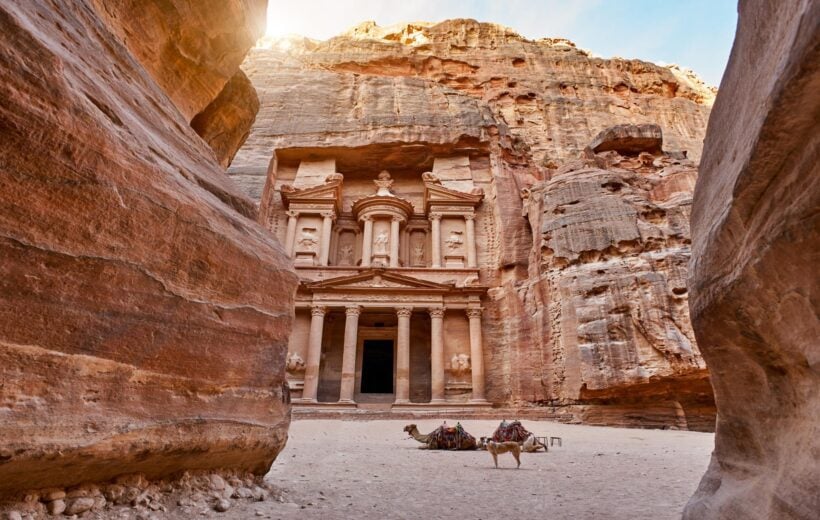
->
[464, 214, 476, 221]
[345, 305, 362, 317]
[286, 210, 299, 218]
[466, 307, 483, 319]
[392, 215, 403, 223]
[361, 214, 373, 222]
[429, 213, 443, 221]
[396, 306, 413, 318]
[310, 305, 327, 317]
[321, 211, 336, 219]
[428, 306, 446, 318]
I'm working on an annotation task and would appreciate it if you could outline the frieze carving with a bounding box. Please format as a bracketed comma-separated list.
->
[297, 228, 318, 251]
[445, 230, 464, 251]
[286, 352, 306, 373]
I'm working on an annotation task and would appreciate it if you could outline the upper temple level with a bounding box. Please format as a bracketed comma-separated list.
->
[259, 146, 494, 284]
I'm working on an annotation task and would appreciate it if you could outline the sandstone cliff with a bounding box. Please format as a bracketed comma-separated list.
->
[0, 0, 296, 503]
[230, 19, 715, 429]
[684, 0, 819, 518]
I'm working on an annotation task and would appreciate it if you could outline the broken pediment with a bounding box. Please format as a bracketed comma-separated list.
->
[423, 173, 484, 214]
[281, 173, 344, 213]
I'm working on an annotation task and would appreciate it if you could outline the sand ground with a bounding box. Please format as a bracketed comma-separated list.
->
[226, 419, 714, 520]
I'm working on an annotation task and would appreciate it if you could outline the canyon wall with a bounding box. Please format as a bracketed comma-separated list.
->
[230, 20, 715, 428]
[684, 0, 819, 518]
[0, 0, 297, 501]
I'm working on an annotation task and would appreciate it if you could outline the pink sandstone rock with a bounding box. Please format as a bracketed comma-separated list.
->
[684, 0, 820, 518]
[0, 0, 296, 499]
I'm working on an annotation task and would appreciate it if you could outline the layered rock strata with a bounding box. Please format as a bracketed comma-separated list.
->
[0, 0, 296, 500]
[684, 0, 820, 517]
[230, 20, 715, 429]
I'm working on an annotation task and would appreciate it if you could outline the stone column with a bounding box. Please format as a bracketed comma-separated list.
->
[466, 307, 487, 402]
[319, 212, 334, 266]
[389, 216, 401, 267]
[339, 305, 361, 403]
[361, 216, 373, 267]
[430, 213, 442, 268]
[465, 214, 477, 268]
[395, 307, 412, 404]
[301, 305, 326, 402]
[284, 210, 298, 257]
[429, 306, 446, 403]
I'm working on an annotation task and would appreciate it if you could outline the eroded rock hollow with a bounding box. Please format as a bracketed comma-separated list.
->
[230, 19, 717, 429]
[0, 0, 297, 500]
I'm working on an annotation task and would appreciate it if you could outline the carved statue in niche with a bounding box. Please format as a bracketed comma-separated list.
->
[374, 231, 389, 254]
[297, 228, 318, 252]
[286, 352, 306, 373]
[450, 353, 471, 375]
[338, 243, 354, 266]
[445, 230, 464, 251]
[412, 242, 425, 265]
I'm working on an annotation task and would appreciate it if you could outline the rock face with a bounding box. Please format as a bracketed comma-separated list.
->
[684, 0, 820, 518]
[0, 0, 296, 499]
[230, 20, 715, 429]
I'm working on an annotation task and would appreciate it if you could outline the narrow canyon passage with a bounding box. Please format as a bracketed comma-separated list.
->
[224, 420, 713, 520]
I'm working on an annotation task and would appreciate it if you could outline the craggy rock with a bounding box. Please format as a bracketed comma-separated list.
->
[231, 20, 715, 429]
[0, 0, 296, 499]
[587, 123, 663, 155]
[684, 0, 820, 518]
[191, 70, 261, 168]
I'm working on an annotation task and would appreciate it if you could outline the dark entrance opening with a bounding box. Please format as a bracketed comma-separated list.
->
[361, 339, 394, 393]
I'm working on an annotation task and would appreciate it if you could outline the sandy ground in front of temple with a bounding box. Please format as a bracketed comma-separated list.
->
[225, 419, 714, 520]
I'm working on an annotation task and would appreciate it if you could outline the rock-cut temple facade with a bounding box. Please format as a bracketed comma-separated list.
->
[265, 155, 493, 409]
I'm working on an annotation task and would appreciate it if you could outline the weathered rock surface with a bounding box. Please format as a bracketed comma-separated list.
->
[684, 0, 819, 518]
[0, 0, 296, 499]
[231, 20, 715, 429]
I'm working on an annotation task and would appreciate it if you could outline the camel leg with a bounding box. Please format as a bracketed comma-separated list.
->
[491, 452, 498, 468]
[514, 448, 521, 468]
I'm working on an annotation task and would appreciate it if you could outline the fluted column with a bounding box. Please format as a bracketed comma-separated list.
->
[301, 305, 326, 402]
[429, 306, 446, 403]
[339, 306, 361, 403]
[319, 212, 334, 266]
[430, 213, 442, 268]
[465, 214, 477, 268]
[285, 210, 298, 257]
[395, 307, 412, 403]
[466, 307, 487, 402]
[361, 216, 373, 267]
[390, 216, 401, 267]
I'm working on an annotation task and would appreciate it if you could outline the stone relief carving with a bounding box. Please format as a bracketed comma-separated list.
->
[374, 231, 389, 254]
[445, 230, 464, 251]
[450, 354, 471, 375]
[297, 228, 318, 251]
[286, 352, 306, 374]
[422, 171, 441, 184]
[338, 244, 354, 265]
[412, 243, 425, 265]
[373, 170, 395, 195]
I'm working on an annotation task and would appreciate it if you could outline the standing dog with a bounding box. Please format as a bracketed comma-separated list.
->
[486, 440, 521, 468]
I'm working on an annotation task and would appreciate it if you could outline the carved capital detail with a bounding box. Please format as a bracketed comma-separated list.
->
[464, 214, 475, 221]
[321, 211, 336, 219]
[396, 307, 413, 318]
[361, 215, 373, 222]
[310, 305, 327, 317]
[345, 305, 362, 317]
[428, 306, 446, 318]
[286, 210, 299, 218]
[466, 308, 483, 319]
[392, 215, 403, 223]
[429, 213, 443, 222]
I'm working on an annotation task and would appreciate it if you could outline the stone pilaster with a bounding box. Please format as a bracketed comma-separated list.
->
[301, 305, 326, 402]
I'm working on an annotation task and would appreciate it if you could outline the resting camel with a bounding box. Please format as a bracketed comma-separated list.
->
[403, 423, 477, 450]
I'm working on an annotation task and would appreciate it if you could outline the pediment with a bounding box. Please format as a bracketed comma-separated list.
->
[281, 174, 343, 211]
[423, 181, 484, 213]
[303, 269, 455, 292]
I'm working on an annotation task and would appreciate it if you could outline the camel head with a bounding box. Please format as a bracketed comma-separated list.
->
[403, 424, 417, 435]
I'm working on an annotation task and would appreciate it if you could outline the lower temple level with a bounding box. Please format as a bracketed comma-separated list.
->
[285, 270, 491, 409]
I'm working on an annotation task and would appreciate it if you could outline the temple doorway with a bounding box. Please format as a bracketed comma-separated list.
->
[360, 339, 394, 394]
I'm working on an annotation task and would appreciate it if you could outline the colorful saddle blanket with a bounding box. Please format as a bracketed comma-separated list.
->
[427, 423, 476, 450]
[491, 421, 532, 443]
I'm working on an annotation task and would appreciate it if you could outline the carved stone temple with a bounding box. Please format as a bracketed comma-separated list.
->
[263, 155, 491, 409]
